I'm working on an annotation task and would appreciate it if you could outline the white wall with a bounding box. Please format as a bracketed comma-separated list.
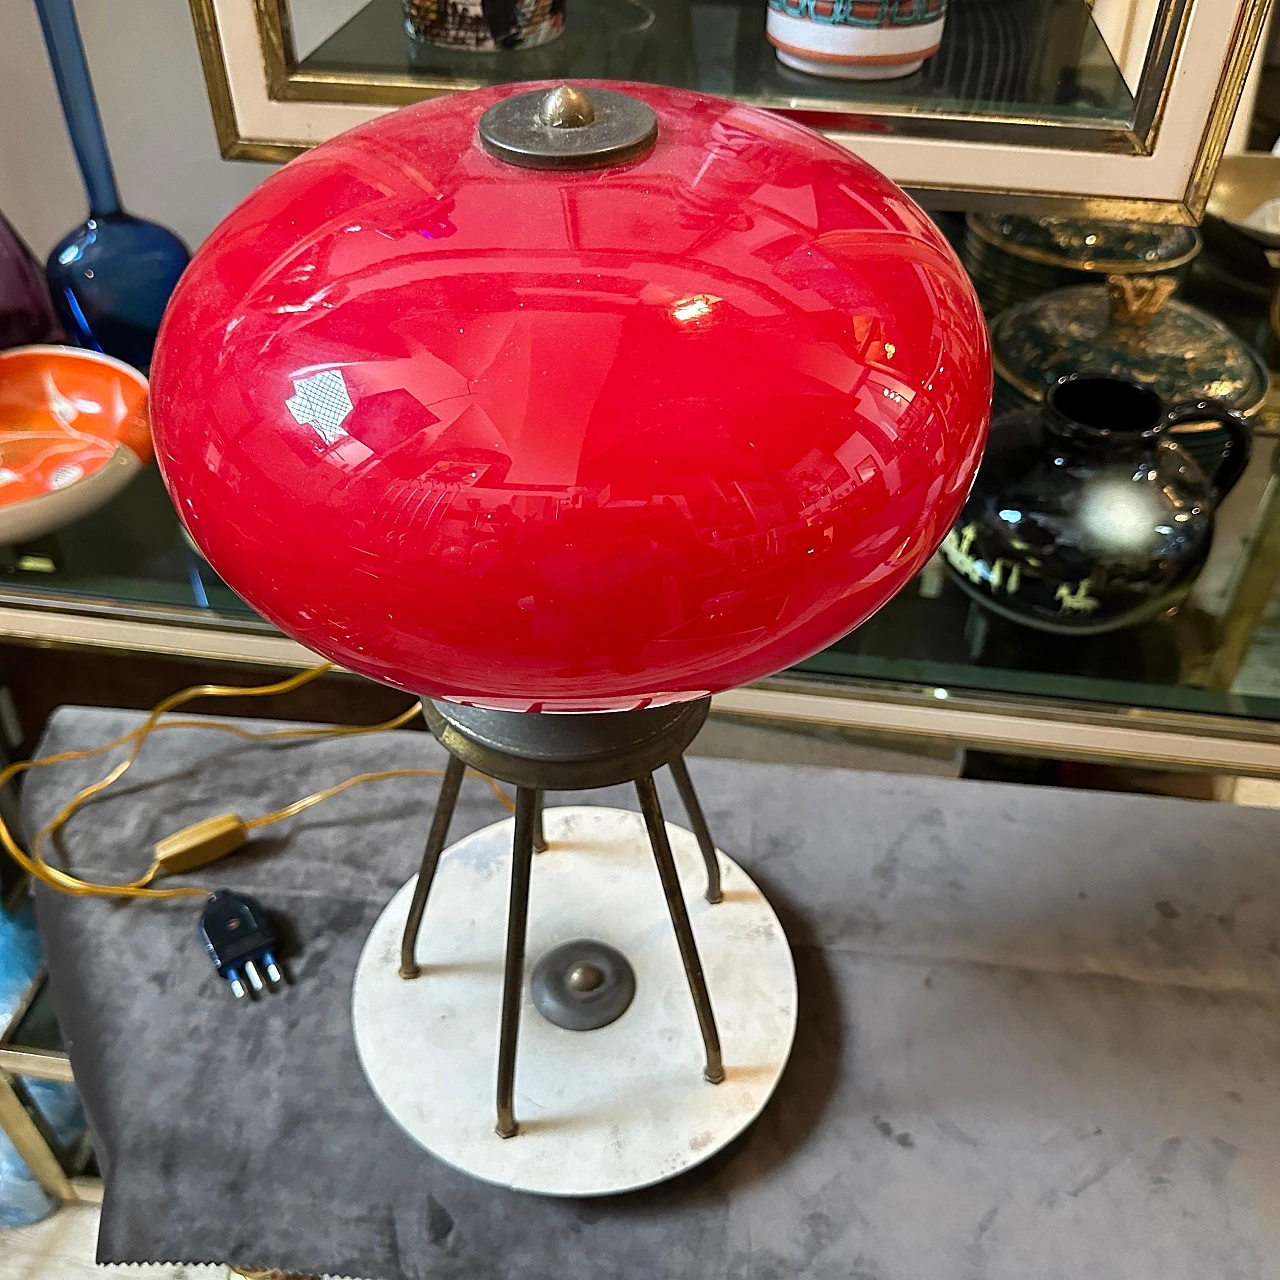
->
[0, 0, 278, 260]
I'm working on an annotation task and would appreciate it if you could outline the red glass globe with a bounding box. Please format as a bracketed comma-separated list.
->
[151, 83, 990, 712]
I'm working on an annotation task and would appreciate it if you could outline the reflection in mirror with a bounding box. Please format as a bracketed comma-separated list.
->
[1240, 12, 1280, 154]
[287, 0, 369, 60]
[1089, 0, 1162, 94]
[284, 0, 1138, 135]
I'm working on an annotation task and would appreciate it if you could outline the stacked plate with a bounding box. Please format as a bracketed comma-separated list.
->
[962, 213, 1201, 318]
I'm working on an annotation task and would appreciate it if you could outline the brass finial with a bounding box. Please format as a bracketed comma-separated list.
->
[539, 85, 596, 129]
[479, 85, 656, 169]
[1107, 274, 1177, 328]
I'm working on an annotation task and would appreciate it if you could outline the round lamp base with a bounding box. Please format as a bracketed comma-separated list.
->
[352, 806, 798, 1197]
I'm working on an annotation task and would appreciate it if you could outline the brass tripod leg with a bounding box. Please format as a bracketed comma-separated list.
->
[635, 772, 724, 1084]
[532, 789, 547, 853]
[398, 754, 466, 979]
[668, 755, 722, 904]
[495, 786, 538, 1138]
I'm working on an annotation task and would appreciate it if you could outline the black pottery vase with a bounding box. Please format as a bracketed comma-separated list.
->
[942, 374, 1251, 634]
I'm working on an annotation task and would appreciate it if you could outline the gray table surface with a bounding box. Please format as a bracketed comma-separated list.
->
[23, 705, 1280, 1279]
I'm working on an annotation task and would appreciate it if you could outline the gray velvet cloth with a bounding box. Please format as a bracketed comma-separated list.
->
[23, 705, 1280, 1279]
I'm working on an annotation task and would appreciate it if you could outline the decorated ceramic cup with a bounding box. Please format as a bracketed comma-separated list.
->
[767, 0, 947, 80]
[403, 0, 564, 51]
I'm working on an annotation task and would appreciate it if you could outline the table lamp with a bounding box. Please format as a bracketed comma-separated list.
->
[150, 81, 990, 1195]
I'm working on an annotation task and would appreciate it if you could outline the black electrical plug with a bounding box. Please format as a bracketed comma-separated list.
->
[199, 889, 283, 999]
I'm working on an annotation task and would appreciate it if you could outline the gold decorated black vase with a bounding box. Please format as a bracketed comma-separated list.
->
[942, 374, 1251, 635]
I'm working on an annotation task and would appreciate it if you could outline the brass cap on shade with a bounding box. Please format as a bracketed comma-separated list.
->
[478, 84, 658, 170]
[539, 84, 596, 128]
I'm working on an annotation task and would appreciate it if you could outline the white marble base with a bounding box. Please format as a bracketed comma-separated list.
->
[352, 806, 798, 1197]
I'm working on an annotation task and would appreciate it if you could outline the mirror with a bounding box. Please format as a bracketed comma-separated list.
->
[191, 0, 1268, 218]
[278, 0, 1150, 142]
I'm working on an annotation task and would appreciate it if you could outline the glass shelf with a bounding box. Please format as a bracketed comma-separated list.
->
[7, 215, 1280, 731]
[295, 0, 1135, 134]
[797, 569, 1279, 719]
[0, 466, 261, 630]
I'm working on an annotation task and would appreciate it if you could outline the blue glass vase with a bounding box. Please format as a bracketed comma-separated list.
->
[36, 0, 190, 369]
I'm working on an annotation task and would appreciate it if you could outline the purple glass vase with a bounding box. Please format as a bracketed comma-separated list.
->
[0, 213, 62, 350]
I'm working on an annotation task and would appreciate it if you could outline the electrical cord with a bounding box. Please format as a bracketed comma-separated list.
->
[0, 663, 514, 902]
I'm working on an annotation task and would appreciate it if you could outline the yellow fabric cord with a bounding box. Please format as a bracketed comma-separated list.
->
[0, 664, 513, 902]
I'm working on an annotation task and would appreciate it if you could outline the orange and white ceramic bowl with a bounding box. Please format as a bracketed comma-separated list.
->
[0, 345, 150, 544]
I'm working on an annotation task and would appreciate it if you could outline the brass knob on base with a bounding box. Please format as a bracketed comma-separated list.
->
[531, 939, 635, 1029]
[566, 960, 605, 991]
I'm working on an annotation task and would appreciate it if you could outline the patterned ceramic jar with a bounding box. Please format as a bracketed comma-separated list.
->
[404, 0, 564, 51]
[766, 0, 946, 80]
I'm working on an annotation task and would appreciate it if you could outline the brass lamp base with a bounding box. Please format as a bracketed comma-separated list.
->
[399, 698, 727, 1139]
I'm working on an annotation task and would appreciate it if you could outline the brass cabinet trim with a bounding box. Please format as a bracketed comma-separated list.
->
[721, 678, 1280, 779]
[920, 186, 1198, 226]
[189, 0, 307, 160]
[0, 1071, 74, 1201]
[0, 1048, 75, 1085]
[1126, 0, 1190, 154]
[1183, 0, 1276, 220]
[0, 602, 325, 668]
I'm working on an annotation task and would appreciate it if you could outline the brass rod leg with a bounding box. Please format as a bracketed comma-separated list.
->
[635, 772, 724, 1084]
[532, 789, 547, 854]
[0, 1070, 73, 1201]
[495, 786, 538, 1138]
[668, 755, 722, 904]
[398, 754, 466, 979]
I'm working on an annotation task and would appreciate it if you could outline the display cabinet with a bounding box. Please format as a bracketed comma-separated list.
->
[4, 3, 1280, 777]
[7, 350, 1280, 781]
[190, 0, 1269, 221]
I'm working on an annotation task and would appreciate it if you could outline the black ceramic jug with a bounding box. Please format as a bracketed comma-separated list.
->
[942, 373, 1251, 634]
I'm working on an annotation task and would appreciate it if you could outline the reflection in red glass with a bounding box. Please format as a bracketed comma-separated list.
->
[151, 82, 990, 712]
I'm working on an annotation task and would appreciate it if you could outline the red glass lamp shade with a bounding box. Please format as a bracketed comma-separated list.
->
[151, 83, 990, 712]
